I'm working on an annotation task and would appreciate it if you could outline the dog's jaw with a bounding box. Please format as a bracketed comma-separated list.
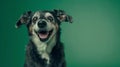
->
[30, 28, 57, 64]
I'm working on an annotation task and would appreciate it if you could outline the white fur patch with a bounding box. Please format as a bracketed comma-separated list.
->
[46, 34, 56, 54]
[30, 31, 50, 64]
[33, 11, 40, 18]
[45, 12, 52, 18]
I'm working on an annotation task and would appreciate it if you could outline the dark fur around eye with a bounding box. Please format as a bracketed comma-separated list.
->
[33, 17, 38, 22]
[47, 16, 54, 22]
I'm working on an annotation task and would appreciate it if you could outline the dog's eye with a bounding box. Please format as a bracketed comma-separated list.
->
[47, 16, 53, 22]
[33, 17, 38, 22]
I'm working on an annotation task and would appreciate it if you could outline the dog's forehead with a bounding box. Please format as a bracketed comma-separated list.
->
[33, 11, 40, 16]
[33, 11, 53, 18]
[45, 12, 53, 17]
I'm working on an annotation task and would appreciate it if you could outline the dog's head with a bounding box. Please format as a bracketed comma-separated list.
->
[15, 10, 72, 42]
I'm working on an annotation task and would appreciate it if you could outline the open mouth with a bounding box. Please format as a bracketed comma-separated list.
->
[37, 29, 53, 42]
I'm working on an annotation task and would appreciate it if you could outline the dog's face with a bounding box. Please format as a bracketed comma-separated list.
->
[16, 10, 72, 42]
[31, 11, 58, 42]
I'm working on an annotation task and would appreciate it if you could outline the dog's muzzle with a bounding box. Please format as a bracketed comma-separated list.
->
[36, 20, 53, 42]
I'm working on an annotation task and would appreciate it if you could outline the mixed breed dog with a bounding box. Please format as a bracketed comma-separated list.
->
[15, 9, 72, 67]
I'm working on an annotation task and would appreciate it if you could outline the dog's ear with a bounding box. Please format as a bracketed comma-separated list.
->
[15, 11, 32, 28]
[53, 9, 72, 23]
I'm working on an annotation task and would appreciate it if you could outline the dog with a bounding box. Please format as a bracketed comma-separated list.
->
[15, 9, 72, 67]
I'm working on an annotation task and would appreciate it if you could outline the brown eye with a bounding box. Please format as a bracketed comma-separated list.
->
[33, 17, 38, 22]
[47, 16, 53, 22]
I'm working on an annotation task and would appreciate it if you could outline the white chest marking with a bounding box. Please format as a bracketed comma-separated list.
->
[31, 31, 50, 64]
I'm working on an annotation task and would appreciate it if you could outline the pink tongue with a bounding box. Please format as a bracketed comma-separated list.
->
[39, 33, 49, 39]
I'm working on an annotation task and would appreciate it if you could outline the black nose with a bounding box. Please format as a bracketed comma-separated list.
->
[38, 21, 47, 28]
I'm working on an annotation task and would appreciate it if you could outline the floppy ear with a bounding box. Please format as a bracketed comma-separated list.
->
[15, 11, 32, 28]
[54, 9, 72, 23]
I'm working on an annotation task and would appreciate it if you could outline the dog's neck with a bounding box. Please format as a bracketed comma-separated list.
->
[46, 35, 57, 54]
[30, 31, 57, 64]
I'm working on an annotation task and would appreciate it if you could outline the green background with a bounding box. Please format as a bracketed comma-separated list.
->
[0, 0, 120, 67]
